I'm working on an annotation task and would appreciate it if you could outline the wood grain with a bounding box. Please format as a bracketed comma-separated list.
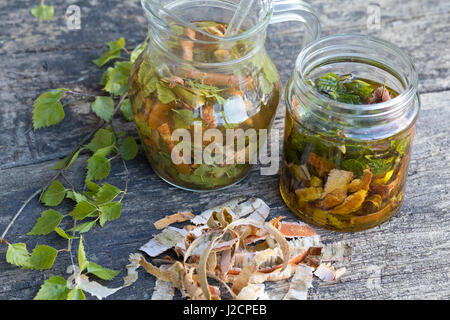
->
[0, 0, 449, 300]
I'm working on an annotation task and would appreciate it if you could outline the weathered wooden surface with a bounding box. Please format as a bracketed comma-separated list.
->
[0, 0, 449, 300]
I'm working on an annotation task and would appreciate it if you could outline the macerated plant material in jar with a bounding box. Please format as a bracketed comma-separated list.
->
[280, 73, 414, 231]
[129, 21, 280, 191]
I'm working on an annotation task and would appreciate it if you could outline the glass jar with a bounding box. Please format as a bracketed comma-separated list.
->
[280, 34, 420, 231]
[129, 0, 320, 191]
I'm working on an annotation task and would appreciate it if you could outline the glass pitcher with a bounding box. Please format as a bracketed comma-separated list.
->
[129, 0, 320, 191]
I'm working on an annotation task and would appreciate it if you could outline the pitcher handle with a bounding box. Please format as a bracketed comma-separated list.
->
[270, 0, 321, 46]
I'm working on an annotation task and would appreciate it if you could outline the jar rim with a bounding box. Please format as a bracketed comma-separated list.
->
[291, 34, 419, 119]
[141, 0, 273, 44]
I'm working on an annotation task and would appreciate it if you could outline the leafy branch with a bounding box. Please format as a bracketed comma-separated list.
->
[1, 36, 146, 300]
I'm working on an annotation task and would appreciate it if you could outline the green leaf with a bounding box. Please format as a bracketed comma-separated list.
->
[51, 148, 83, 170]
[41, 181, 66, 207]
[315, 73, 340, 94]
[313, 73, 364, 104]
[31, 4, 54, 21]
[6, 243, 30, 267]
[343, 79, 374, 99]
[100, 67, 114, 86]
[262, 57, 280, 84]
[67, 288, 86, 300]
[99, 202, 122, 227]
[78, 236, 88, 272]
[85, 179, 100, 194]
[250, 52, 279, 85]
[66, 191, 88, 203]
[34, 276, 69, 300]
[130, 42, 147, 63]
[95, 183, 121, 205]
[27, 209, 64, 235]
[92, 38, 125, 67]
[69, 201, 98, 220]
[104, 61, 132, 96]
[366, 157, 394, 176]
[68, 221, 97, 234]
[394, 136, 410, 155]
[86, 155, 110, 181]
[87, 128, 116, 152]
[119, 136, 139, 160]
[32, 90, 65, 129]
[93, 145, 115, 158]
[258, 73, 273, 96]
[87, 261, 120, 280]
[54, 227, 78, 240]
[335, 93, 361, 104]
[91, 96, 115, 122]
[341, 158, 367, 177]
[120, 98, 134, 121]
[156, 82, 176, 104]
[138, 59, 157, 96]
[26, 245, 58, 270]
[172, 109, 194, 130]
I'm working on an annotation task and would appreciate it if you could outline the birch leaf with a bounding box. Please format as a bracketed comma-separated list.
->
[34, 276, 69, 300]
[31, 4, 55, 21]
[41, 181, 66, 206]
[27, 209, 64, 235]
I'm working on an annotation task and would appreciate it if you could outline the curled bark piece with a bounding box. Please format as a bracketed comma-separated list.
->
[348, 169, 373, 193]
[368, 86, 391, 104]
[191, 197, 246, 225]
[295, 187, 323, 202]
[140, 227, 187, 257]
[249, 264, 298, 283]
[347, 179, 361, 193]
[313, 263, 335, 282]
[314, 263, 346, 282]
[123, 253, 143, 287]
[151, 265, 175, 300]
[330, 190, 368, 215]
[75, 274, 121, 300]
[263, 222, 290, 272]
[370, 181, 397, 200]
[203, 25, 225, 37]
[237, 283, 270, 300]
[180, 27, 196, 61]
[324, 169, 354, 195]
[315, 189, 346, 209]
[162, 76, 185, 88]
[269, 216, 286, 229]
[154, 211, 195, 230]
[247, 200, 270, 222]
[148, 101, 171, 130]
[362, 194, 383, 213]
[308, 152, 334, 177]
[139, 256, 172, 282]
[207, 207, 234, 228]
[156, 122, 175, 150]
[183, 267, 204, 299]
[201, 104, 217, 127]
[279, 222, 316, 238]
[283, 264, 314, 300]
[234, 197, 268, 219]
[232, 261, 258, 294]
[360, 169, 373, 188]
[350, 203, 392, 225]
